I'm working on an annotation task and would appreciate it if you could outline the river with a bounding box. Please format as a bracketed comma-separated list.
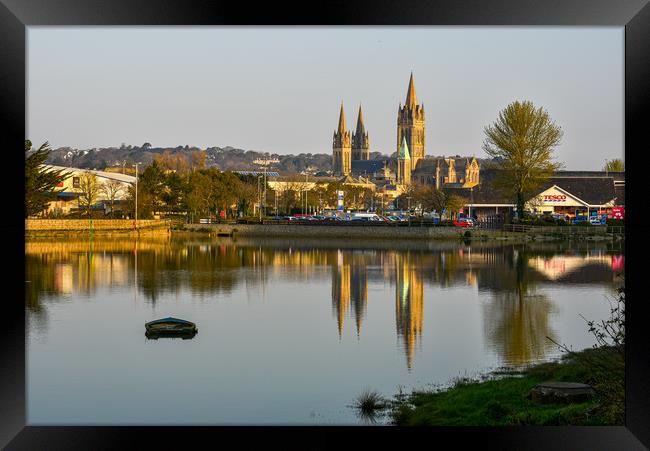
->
[25, 235, 624, 425]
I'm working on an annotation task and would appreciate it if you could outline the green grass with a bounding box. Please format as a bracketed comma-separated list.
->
[389, 346, 623, 426]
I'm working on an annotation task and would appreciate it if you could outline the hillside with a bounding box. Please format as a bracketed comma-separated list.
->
[43, 144, 389, 175]
[42, 144, 488, 175]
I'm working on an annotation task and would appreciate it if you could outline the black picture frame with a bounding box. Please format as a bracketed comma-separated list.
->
[2, 0, 649, 449]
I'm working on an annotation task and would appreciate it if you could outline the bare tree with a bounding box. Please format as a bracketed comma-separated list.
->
[78, 171, 100, 217]
[99, 179, 126, 218]
[190, 150, 207, 172]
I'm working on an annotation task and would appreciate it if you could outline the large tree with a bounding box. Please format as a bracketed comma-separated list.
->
[483, 100, 563, 219]
[138, 160, 167, 215]
[25, 140, 69, 218]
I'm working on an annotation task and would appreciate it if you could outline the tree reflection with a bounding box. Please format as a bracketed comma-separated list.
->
[481, 249, 558, 366]
[26, 237, 620, 370]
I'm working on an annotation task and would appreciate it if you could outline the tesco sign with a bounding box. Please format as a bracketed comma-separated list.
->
[543, 194, 567, 202]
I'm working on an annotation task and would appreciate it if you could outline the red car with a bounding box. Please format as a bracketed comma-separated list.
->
[453, 218, 475, 228]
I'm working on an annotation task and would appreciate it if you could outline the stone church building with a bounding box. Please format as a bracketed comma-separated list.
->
[332, 73, 480, 194]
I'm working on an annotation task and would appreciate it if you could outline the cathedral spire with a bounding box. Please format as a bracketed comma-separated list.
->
[337, 102, 347, 134]
[355, 104, 365, 135]
[405, 72, 417, 108]
[398, 136, 410, 160]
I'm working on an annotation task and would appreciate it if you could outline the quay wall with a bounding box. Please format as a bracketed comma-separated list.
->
[179, 223, 615, 241]
[25, 219, 171, 236]
[181, 223, 525, 240]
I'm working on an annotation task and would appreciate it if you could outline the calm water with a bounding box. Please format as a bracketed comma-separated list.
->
[26, 235, 624, 425]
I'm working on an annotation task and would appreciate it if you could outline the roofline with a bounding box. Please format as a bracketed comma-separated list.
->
[540, 184, 593, 207]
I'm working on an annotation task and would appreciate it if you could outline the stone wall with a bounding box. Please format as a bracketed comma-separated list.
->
[25, 219, 171, 234]
[183, 223, 469, 239]
[179, 223, 612, 241]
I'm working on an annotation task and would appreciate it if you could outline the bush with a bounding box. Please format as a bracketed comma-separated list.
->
[517, 216, 567, 226]
[605, 218, 624, 227]
[485, 400, 509, 421]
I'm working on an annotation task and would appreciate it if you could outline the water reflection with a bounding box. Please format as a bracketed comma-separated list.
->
[394, 252, 424, 370]
[26, 237, 623, 369]
[481, 249, 558, 366]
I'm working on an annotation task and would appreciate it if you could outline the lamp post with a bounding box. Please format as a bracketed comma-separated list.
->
[263, 167, 267, 218]
[134, 163, 139, 232]
[470, 187, 474, 219]
[257, 175, 262, 221]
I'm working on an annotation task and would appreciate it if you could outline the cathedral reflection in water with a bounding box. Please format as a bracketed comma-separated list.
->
[26, 237, 623, 369]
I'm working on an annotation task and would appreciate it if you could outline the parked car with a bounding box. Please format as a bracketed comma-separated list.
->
[453, 218, 475, 228]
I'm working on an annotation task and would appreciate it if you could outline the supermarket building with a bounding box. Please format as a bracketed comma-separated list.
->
[462, 170, 624, 220]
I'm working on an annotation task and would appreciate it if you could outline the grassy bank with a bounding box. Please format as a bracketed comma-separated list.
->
[383, 345, 623, 426]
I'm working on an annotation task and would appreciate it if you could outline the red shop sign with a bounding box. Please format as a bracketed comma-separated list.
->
[544, 194, 567, 202]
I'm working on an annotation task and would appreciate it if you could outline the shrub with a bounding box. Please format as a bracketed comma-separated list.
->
[485, 400, 509, 421]
[353, 389, 388, 423]
[605, 218, 624, 227]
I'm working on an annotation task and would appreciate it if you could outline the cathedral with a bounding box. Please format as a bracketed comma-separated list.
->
[332, 73, 480, 193]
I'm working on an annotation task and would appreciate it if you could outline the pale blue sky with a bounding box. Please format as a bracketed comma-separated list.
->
[27, 27, 623, 170]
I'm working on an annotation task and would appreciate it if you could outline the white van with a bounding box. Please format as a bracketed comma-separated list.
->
[351, 213, 384, 221]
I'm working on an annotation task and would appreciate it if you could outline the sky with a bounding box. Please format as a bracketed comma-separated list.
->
[27, 27, 623, 170]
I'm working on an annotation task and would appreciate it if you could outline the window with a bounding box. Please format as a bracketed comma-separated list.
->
[72, 177, 80, 188]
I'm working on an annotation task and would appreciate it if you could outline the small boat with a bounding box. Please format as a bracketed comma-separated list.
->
[145, 317, 197, 338]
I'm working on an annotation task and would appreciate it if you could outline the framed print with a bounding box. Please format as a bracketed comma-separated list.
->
[2, 0, 649, 449]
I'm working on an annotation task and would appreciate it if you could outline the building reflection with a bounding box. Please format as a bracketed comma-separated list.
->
[26, 237, 622, 369]
[393, 252, 424, 370]
[330, 250, 369, 337]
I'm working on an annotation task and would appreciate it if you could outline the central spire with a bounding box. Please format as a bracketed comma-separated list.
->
[338, 102, 347, 134]
[399, 136, 410, 160]
[405, 72, 417, 107]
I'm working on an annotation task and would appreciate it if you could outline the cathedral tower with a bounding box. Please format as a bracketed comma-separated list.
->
[397, 72, 425, 172]
[332, 103, 352, 176]
[397, 136, 411, 186]
[352, 105, 370, 161]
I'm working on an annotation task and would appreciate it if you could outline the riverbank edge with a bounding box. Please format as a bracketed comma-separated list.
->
[174, 223, 619, 242]
[24, 219, 621, 241]
[25, 219, 171, 237]
[381, 345, 623, 426]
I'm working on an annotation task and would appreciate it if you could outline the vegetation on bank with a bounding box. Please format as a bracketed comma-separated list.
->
[353, 282, 625, 426]
[389, 345, 623, 426]
[25, 140, 69, 218]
